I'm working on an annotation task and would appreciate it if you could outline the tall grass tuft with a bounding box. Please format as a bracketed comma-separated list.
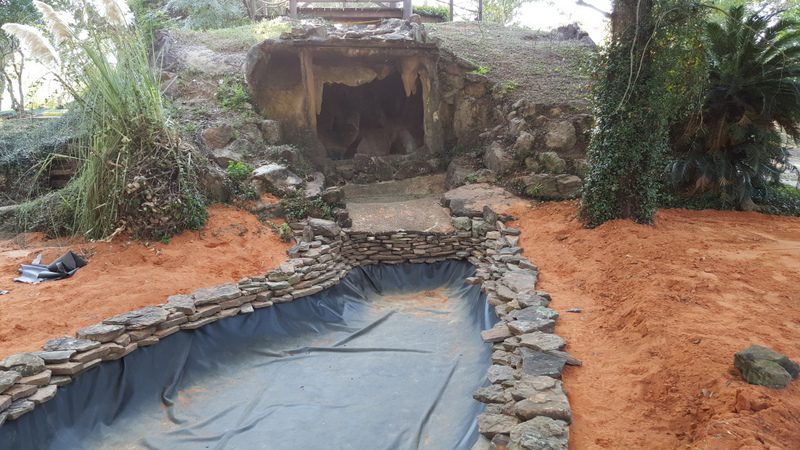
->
[7, 0, 206, 239]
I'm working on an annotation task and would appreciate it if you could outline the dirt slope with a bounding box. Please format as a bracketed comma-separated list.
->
[508, 201, 800, 450]
[0, 205, 289, 358]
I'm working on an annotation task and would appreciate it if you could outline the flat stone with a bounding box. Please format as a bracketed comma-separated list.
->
[47, 361, 85, 376]
[5, 383, 37, 401]
[76, 323, 125, 343]
[0, 394, 10, 411]
[307, 218, 341, 238]
[507, 319, 556, 335]
[128, 327, 156, 341]
[519, 332, 566, 352]
[239, 303, 255, 314]
[71, 345, 111, 364]
[488, 365, 516, 385]
[477, 413, 520, 437]
[493, 350, 522, 368]
[473, 384, 509, 404]
[495, 285, 517, 302]
[0, 353, 46, 377]
[520, 348, 567, 379]
[508, 307, 559, 322]
[500, 271, 537, 293]
[34, 350, 75, 364]
[517, 294, 549, 308]
[192, 283, 241, 306]
[165, 294, 196, 314]
[510, 377, 571, 422]
[19, 369, 51, 387]
[508, 416, 569, 450]
[0, 411, 6, 426]
[28, 385, 57, 405]
[103, 306, 169, 330]
[482, 323, 513, 343]
[43, 337, 101, 353]
[5, 399, 34, 420]
[0, 371, 21, 394]
[49, 376, 72, 387]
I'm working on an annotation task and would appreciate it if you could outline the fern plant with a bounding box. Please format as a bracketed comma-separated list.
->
[669, 6, 800, 209]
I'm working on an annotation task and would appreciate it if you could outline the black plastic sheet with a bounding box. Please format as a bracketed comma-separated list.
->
[0, 261, 495, 450]
[15, 251, 87, 284]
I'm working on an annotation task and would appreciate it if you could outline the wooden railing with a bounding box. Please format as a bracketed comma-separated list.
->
[288, 0, 413, 19]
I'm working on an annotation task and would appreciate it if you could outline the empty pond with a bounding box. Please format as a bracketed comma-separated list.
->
[0, 261, 493, 450]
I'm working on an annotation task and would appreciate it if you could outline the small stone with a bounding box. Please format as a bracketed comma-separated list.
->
[508, 416, 569, 450]
[0, 371, 21, 394]
[473, 384, 509, 404]
[478, 413, 520, 437]
[493, 350, 522, 368]
[566, 308, 582, 313]
[33, 350, 75, 364]
[76, 324, 125, 343]
[5, 399, 34, 420]
[491, 434, 511, 450]
[0, 394, 9, 412]
[28, 385, 57, 405]
[518, 332, 566, 352]
[47, 361, 85, 376]
[510, 376, 571, 422]
[482, 323, 513, 343]
[488, 365, 516, 385]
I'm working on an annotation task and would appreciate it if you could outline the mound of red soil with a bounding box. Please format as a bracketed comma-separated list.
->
[0, 204, 289, 357]
[508, 201, 800, 449]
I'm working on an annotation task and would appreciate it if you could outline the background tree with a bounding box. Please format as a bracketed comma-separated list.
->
[580, 0, 706, 226]
[0, 0, 38, 112]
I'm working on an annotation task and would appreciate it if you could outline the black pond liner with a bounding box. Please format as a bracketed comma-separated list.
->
[1, 261, 496, 450]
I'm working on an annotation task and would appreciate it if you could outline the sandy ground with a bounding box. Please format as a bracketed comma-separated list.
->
[507, 201, 800, 450]
[0, 204, 289, 357]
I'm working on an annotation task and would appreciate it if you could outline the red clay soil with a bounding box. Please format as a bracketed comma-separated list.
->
[0, 204, 289, 358]
[507, 201, 800, 450]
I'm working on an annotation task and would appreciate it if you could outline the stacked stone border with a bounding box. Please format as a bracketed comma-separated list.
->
[0, 212, 577, 449]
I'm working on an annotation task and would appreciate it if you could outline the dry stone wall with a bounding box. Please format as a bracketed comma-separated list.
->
[0, 214, 575, 449]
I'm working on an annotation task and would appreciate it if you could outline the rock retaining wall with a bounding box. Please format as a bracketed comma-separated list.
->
[0, 215, 575, 449]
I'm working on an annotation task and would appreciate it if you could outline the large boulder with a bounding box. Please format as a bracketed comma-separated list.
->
[484, 142, 515, 174]
[260, 120, 283, 145]
[304, 172, 325, 198]
[307, 218, 340, 238]
[251, 164, 303, 194]
[0, 353, 45, 377]
[555, 175, 582, 197]
[538, 152, 567, 174]
[513, 131, 535, 155]
[544, 121, 577, 151]
[734, 345, 799, 388]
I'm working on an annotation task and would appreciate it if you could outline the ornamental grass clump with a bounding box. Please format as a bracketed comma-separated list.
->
[2, 0, 206, 239]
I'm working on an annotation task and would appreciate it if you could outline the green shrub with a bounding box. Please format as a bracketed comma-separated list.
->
[280, 189, 334, 222]
[165, 0, 248, 30]
[216, 77, 250, 111]
[278, 222, 292, 242]
[413, 5, 450, 21]
[226, 161, 252, 182]
[668, 6, 800, 210]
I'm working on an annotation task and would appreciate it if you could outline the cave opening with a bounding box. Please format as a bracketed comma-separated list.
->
[316, 72, 424, 160]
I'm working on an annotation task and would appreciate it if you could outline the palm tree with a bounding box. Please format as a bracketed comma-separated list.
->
[669, 5, 800, 209]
